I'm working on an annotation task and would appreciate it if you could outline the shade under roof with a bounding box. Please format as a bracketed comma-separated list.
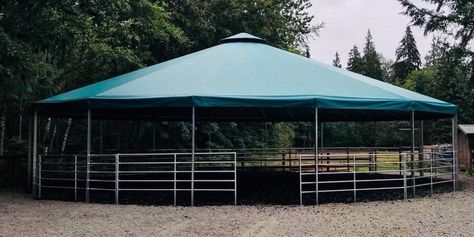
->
[33, 33, 456, 122]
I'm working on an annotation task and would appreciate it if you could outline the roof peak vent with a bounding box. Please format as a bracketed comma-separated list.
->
[220, 32, 268, 44]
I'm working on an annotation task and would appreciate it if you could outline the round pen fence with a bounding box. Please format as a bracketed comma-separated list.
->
[37, 152, 237, 205]
[299, 151, 456, 205]
[34, 147, 456, 205]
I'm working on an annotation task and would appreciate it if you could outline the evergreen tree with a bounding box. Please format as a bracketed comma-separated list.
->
[347, 45, 363, 73]
[380, 56, 395, 83]
[399, 0, 473, 52]
[392, 26, 421, 83]
[362, 30, 383, 79]
[332, 52, 342, 68]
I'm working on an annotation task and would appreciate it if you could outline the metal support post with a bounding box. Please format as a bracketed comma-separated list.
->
[411, 110, 415, 178]
[430, 153, 433, 195]
[316, 154, 319, 205]
[314, 107, 319, 204]
[299, 155, 302, 206]
[86, 109, 91, 202]
[115, 154, 119, 204]
[38, 155, 42, 199]
[191, 107, 195, 206]
[353, 155, 356, 203]
[403, 154, 407, 200]
[174, 153, 177, 206]
[234, 152, 237, 205]
[74, 155, 78, 201]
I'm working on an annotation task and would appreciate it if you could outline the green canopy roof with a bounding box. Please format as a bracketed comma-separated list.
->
[34, 33, 456, 122]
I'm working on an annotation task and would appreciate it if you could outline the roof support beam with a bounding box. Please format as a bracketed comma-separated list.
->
[314, 107, 319, 205]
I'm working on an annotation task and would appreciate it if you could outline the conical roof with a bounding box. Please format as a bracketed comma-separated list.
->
[34, 33, 456, 121]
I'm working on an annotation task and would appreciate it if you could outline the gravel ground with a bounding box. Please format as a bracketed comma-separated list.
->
[1, 176, 473, 237]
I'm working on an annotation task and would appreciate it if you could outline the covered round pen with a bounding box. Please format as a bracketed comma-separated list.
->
[31, 33, 458, 205]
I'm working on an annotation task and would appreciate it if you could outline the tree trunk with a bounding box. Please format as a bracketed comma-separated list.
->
[42, 117, 51, 145]
[0, 109, 6, 156]
[45, 123, 57, 155]
[61, 118, 72, 154]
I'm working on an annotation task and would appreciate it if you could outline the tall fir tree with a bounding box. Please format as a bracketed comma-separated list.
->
[347, 45, 363, 73]
[332, 52, 342, 68]
[362, 30, 384, 80]
[392, 26, 421, 83]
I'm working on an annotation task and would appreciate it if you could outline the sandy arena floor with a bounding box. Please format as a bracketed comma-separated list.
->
[1, 176, 473, 237]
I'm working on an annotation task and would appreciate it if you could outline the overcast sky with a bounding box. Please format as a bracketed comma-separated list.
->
[308, 0, 434, 66]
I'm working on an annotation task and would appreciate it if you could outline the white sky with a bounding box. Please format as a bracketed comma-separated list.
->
[308, 0, 434, 66]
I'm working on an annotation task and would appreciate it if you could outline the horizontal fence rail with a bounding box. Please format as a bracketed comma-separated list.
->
[37, 152, 237, 205]
[299, 151, 456, 205]
[35, 147, 456, 205]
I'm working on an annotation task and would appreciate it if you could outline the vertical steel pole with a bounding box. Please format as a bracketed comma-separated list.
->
[315, 108, 319, 205]
[85, 109, 91, 203]
[353, 155, 356, 203]
[173, 153, 177, 206]
[32, 111, 38, 197]
[191, 107, 195, 206]
[234, 152, 237, 205]
[74, 155, 77, 201]
[430, 153, 433, 195]
[299, 155, 302, 206]
[452, 114, 458, 191]
[315, 155, 319, 205]
[115, 154, 119, 204]
[411, 111, 415, 197]
[403, 154, 407, 200]
[38, 155, 42, 199]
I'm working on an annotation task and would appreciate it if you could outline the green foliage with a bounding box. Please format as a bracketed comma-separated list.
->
[167, 0, 322, 52]
[270, 123, 295, 148]
[399, 0, 474, 51]
[404, 67, 436, 95]
[361, 30, 383, 80]
[393, 26, 421, 83]
[347, 45, 364, 73]
[0, 0, 320, 154]
[466, 167, 474, 177]
[332, 52, 342, 68]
